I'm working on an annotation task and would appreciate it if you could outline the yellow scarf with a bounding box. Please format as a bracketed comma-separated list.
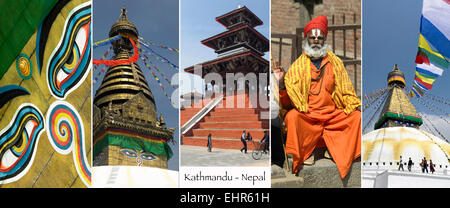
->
[284, 51, 361, 115]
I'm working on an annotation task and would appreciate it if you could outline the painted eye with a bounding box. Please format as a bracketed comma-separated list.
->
[45, 4, 91, 99]
[140, 153, 156, 161]
[120, 149, 137, 158]
[0, 105, 44, 182]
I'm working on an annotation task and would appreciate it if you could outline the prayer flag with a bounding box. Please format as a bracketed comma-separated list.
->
[410, 0, 449, 97]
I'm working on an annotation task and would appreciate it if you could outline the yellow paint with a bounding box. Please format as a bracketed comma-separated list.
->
[0, 0, 91, 188]
[63, 46, 80, 70]
[363, 128, 449, 162]
[11, 131, 28, 154]
[17, 57, 31, 77]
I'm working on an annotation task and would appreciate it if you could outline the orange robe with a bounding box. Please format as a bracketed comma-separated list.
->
[280, 56, 361, 179]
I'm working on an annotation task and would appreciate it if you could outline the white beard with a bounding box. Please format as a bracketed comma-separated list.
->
[303, 40, 330, 59]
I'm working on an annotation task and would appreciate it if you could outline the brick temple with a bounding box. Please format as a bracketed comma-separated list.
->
[181, 6, 269, 150]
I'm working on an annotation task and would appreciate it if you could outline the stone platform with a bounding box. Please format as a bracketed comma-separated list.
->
[272, 148, 361, 188]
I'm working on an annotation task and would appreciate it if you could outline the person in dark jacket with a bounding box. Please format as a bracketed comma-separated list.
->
[407, 157, 413, 172]
[240, 130, 248, 154]
[260, 131, 269, 154]
[422, 157, 429, 173]
[207, 133, 212, 152]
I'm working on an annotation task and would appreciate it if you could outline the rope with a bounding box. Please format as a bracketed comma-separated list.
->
[140, 54, 174, 89]
[418, 112, 450, 160]
[362, 87, 389, 111]
[138, 37, 179, 53]
[139, 40, 178, 70]
[139, 56, 176, 108]
[363, 88, 390, 133]
[92, 47, 113, 85]
[416, 96, 450, 125]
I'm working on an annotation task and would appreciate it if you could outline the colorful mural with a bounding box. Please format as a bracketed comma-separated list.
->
[0, 0, 92, 188]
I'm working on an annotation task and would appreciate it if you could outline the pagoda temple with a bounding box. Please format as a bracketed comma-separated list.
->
[181, 6, 269, 150]
[93, 8, 174, 168]
[362, 65, 450, 188]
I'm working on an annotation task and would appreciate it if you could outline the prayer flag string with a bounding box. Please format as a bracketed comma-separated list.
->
[93, 35, 122, 49]
[138, 37, 179, 53]
[140, 52, 174, 89]
[139, 40, 178, 70]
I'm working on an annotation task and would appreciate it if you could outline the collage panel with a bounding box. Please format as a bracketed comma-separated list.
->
[271, 0, 362, 188]
[362, 0, 450, 188]
[179, 0, 271, 188]
[0, 0, 92, 187]
[91, 0, 179, 187]
[0, 0, 448, 192]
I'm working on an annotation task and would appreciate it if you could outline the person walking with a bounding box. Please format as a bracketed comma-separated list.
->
[240, 130, 248, 154]
[398, 156, 404, 171]
[423, 157, 429, 173]
[430, 159, 435, 174]
[421, 159, 424, 173]
[246, 132, 253, 141]
[207, 133, 212, 152]
[407, 157, 413, 172]
[260, 131, 269, 154]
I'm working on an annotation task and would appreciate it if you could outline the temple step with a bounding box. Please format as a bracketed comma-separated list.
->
[182, 136, 263, 150]
[191, 128, 267, 139]
[198, 121, 268, 129]
[203, 114, 261, 122]
[181, 93, 269, 150]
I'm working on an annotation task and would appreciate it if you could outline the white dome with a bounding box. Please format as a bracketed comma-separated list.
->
[362, 127, 450, 168]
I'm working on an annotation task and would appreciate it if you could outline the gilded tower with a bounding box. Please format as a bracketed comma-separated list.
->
[374, 64, 423, 129]
[93, 8, 174, 168]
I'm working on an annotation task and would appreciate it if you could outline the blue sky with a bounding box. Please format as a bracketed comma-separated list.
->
[92, 0, 179, 170]
[179, 0, 270, 95]
[362, 0, 449, 139]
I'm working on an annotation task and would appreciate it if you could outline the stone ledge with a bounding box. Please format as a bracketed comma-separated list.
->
[271, 148, 361, 188]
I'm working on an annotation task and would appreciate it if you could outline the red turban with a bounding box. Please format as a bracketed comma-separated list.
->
[304, 16, 328, 37]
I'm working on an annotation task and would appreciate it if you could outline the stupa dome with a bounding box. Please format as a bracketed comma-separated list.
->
[363, 127, 450, 171]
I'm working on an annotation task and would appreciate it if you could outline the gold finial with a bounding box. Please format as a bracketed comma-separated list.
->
[393, 64, 399, 71]
[159, 113, 165, 124]
[119, 6, 128, 21]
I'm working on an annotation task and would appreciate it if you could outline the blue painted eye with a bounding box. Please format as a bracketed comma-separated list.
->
[140, 153, 156, 161]
[45, 4, 91, 99]
[120, 148, 137, 158]
[0, 105, 44, 182]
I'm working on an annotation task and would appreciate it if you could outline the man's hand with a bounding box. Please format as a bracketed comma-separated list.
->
[272, 61, 286, 89]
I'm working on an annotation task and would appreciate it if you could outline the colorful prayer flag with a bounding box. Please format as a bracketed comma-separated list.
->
[410, 0, 449, 98]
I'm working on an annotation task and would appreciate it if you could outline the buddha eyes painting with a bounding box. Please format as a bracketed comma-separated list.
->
[0, 0, 92, 188]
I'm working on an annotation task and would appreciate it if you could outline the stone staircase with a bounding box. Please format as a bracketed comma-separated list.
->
[181, 92, 269, 150]
[271, 148, 361, 188]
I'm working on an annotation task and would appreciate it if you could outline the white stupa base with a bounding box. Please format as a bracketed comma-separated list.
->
[92, 166, 178, 188]
[362, 169, 450, 188]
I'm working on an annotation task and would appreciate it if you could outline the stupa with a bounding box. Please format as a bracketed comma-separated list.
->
[362, 65, 450, 188]
[92, 8, 174, 169]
